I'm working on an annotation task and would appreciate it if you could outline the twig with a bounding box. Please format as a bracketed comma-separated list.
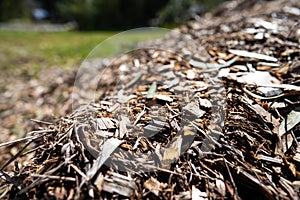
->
[133, 106, 146, 126]
[31, 174, 76, 181]
[30, 119, 53, 125]
[223, 157, 239, 199]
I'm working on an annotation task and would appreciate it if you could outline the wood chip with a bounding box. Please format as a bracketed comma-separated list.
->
[229, 49, 278, 62]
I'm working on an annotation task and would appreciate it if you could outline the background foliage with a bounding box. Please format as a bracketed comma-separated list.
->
[0, 0, 228, 30]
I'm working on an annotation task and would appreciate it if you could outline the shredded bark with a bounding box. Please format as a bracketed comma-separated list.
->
[1, 0, 300, 199]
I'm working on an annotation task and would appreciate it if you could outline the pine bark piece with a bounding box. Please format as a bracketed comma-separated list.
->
[102, 171, 136, 197]
[144, 177, 167, 196]
[229, 49, 278, 62]
[183, 101, 205, 119]
[143, 124, 165, 137]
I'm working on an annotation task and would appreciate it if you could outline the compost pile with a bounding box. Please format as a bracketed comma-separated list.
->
[1, 0, 300, 199]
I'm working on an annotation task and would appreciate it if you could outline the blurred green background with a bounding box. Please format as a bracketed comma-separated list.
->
[0, 0, 228, 30]
[0, 0, 229, 77]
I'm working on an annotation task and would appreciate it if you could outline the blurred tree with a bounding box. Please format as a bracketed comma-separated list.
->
[0, 0, 30, 22]
[156, 0, 228, 25]
[56, 0, 97, 29]
[41, 0, 60, 21]
[56, 0, 168, 30]
[0, 0, 228, 29]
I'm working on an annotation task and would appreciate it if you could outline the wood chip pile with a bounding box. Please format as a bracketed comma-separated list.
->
[1, 0, 300, 199]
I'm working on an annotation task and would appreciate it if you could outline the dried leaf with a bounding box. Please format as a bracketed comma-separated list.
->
[189, 56, 238, 69]
[117, 89, 137, 103]
[125, 71, 143, 88]
[144, 177, 167, 196]
[119, 116, 130, 138]
[86, 138, 122, 180]
[102, 171, 136, 197]
[143, 124, 164, 137]
[183, 101, 205, 118]
[147, 81, 157, 99]
[216, 175, 226, 197]
[192, 185, 207, 200]
[256, 154, 282, 164]
[161, 135, 182, 169]
[198, 98, 212, 109]
[97, 118, 116, 129]
[279, 109, 300, 136]
[155, 94, 173, 102]
[229, 49, 277, 62]
[257, 87, 282, 97]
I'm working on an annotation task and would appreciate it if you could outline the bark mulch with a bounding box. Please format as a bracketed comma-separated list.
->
[0, 0, 300, 199]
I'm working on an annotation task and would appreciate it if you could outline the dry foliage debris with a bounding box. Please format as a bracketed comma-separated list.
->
[1, 0, 300, 199]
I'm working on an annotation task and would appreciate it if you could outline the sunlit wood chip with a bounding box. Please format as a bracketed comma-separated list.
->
[229, 49, 277, 62]
[144, 177, 167, 196]
[279, 109, 300, 137]
[155, 94, 173, 102]
[199, 98, 212, 109]
[183, 101, 205, 118]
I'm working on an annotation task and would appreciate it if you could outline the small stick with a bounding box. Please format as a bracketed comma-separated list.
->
[30, 119, 53, 125]
[31, 174, 76, 181]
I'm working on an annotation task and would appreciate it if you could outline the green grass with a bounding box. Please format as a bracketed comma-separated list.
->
[0, 31, 115, 75]
[0, 29, 169, 78]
